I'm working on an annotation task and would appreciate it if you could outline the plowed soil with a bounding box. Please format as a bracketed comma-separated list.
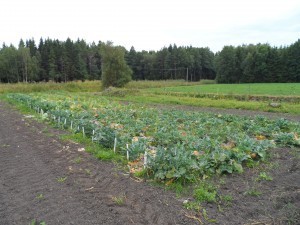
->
[0, 100, 299, 225]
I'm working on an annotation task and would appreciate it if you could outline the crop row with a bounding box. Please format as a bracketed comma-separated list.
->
[8, 93, 300, 183]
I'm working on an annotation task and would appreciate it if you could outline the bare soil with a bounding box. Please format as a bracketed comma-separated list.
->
[0, 101, 299, 225]
[199, 146, 300, 225]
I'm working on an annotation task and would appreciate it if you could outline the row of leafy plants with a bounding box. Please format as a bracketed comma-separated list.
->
[7, 92, 300, 184]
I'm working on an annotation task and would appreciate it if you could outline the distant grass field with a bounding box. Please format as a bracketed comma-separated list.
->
[107, 94, 300, 114]
[0, 81, 102, 94]
[103, 82, 300, 114]
[149, 83, 300, 96]
[125, 80, 202, 89]
[0, 80, 200, 94]
[1, 80, 299, 114]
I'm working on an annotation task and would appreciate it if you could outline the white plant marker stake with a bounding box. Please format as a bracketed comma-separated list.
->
[70, 121, 73, 129]
[144, 151, 147, 169]
[113, 137, 117, 153]
[82, 127, 85, 137]
[126, 144, 129, 160]
[64, 118, 67, 125]
[92, 129, 95, 141]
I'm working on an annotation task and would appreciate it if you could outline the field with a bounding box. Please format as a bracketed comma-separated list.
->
[111, 82, 300, 114]
[0, 80, 200, 94]
[1, 81, 300, 114]
[8, 92, 300, 180]
[149, 83, 300, 96]
[1, 81, 300, 224]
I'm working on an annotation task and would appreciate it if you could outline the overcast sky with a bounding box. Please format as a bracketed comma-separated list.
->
[0, 0, 299, 52]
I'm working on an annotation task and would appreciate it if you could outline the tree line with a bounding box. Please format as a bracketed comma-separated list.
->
[126, 45, 215, 81]
[0, 38, 299, 83]
[215, 40, 300, 83]
[0, 38, 102, 83]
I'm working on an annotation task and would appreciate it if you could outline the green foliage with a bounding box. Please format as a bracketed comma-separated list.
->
[1, 38, 300, 83]
[111, 194, 126, 205]
[275, 132, 300, 147]
[215, 46, 237, 83]
[134, 168, 148, 178]
[36, 194, 44, 200]
[215, 40, 300, 83]
[101, 87, 138, 97]
[221, 194, 233, 203]
[100, 42, 132, 88]
[256, 172, 273, 181]
[111, 92, 300, 114]
[56, 177, 67, 183]
[60, 133, 125, 163]
[244, 188, 262, 196]
[7, 92, 300, 184]
[150, 83, 300, 96]
[29, 220, 46, 225]
[0, 81, 102, 94]
[0, 38, 102, 83]
[193, 183, 217, 203]
[199, 79, 216, 84]
[148, 145, 198, 183]
[183, 201, 201, 211]
[125, 80, 201, 89]
[85, 169, 92, 175]
[96, 150, 118, 161]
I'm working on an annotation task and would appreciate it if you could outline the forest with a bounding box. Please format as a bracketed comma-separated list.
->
[0, 38, 299, 83]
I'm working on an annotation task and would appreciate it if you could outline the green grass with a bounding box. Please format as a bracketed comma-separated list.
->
[29, 220, 46, 225]
[36, 193, 44, 200]
[109, 93, 300, 114]
[2, 81, 299, 114]
[221, 195, 233, 204]
[111, 194, 126, 205]
[150, 83, 300, 96]
[244, 188, 262, 196]
[0, 80, 199, 94]
[183, 201, 201, 211]
[193, 183, 217, 203]
[1, 81, 299, 97]
[60, 133, 125, 163]
[56, 177, 67, 183]
[125, 80, 201, 89]
[256, 172, 273, 181]
[0, 81, 102, 94]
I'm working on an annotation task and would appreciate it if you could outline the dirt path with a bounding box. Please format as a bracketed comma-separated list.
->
[0, 101, 196, 225]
